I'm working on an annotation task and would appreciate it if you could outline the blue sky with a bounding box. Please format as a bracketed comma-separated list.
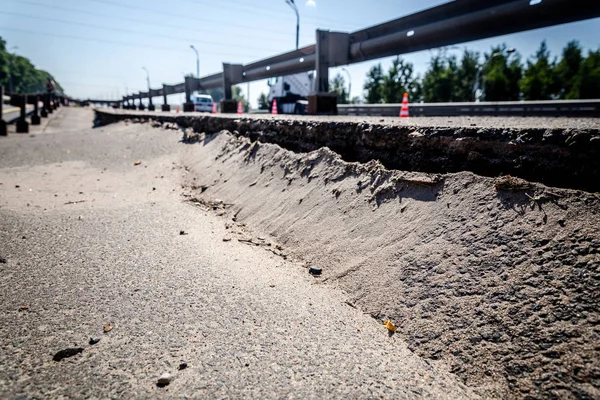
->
[1, 0, 599, 106]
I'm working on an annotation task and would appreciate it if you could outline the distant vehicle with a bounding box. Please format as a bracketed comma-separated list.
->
[191, 93, 214, 112]
[267, 72, 314, 114]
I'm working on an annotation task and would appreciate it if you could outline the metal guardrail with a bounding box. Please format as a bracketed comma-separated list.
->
[339, 100, 600, 118]
[0, 87, 65, 134]
[86, 0, 600, 112]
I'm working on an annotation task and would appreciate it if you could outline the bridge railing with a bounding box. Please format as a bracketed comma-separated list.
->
[0, 87, 68, 134]
[92, 0, 600, 115]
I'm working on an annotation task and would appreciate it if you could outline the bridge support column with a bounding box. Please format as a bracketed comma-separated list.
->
[221, 63, 244, 114]
[31, 95, 41, 125]
[308, 30, 348, 115]
[183, 76, 195, 112]
[138, 95, 145, 111]
[148, 91, 155, 111]
[162, 85, 170, 111]
[16, 95, 29, 133]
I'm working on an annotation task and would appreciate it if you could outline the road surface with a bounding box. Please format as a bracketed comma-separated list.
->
[108, 107, 600, 130]
[0, 108, 477, 399]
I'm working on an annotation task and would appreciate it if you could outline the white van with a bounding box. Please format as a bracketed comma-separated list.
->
[192, 94, 214, 112]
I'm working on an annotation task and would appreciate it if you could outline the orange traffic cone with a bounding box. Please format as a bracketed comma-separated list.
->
[399, 93, 409, 118]
[212, 102, 217, 114]
[271, 99, 278, 115]
[237, 101, 243, 114]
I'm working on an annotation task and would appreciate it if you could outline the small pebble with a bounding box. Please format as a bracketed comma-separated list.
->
[53, 347, 84, 362]
[157, 373, 173, 387]
[0, 256, 7, 264]
[178, 362, 188, 370]
[89, 337, 101, 345]
[180, 230, 188, 235]
[308, 266, 322, 276]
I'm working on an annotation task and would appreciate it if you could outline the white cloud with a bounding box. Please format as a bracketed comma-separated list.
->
[306, 0, 316, 7]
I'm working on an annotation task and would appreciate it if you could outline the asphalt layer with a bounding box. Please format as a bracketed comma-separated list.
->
[103, 107, 600, 130]
[0, 108, 477, 399]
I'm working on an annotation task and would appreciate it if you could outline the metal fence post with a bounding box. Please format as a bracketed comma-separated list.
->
[0, 87, 7, 136]
[16, 95, 29, 133]
[45, 93, 53, 114]
[31, 95, 41, 125]
[41, 93, 48, 118]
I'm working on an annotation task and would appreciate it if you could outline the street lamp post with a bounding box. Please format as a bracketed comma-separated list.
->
[341, 67, 351, 103]
[285, 0, 300, 49]
[474, 48, 515, 102]
[190, 45, 200, 78]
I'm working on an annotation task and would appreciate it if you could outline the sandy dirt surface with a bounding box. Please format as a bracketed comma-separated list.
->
[0, 108, 477, 399]
[176, 125, 600, 399]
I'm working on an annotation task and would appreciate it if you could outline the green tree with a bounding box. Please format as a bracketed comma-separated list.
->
[330, 73, 348, 104]
[422, 53, 459, 102]
[232, 85, 248, 112]
[482, 45, 522, 101]
[554, 41, 583, 99]
[0, 38, 10, 88]
[455, 50, 480, 101]
[521, 41, 555, 100]
[363, 63, 384, 103]
[257, 92, 269, 109]
[0, 37, 63, 94]
[576, 49, 600, 99]
[382, 56, 421, 103]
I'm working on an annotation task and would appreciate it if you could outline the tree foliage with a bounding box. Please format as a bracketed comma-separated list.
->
[422, 53, 459, 102]
[330, 73, 349, 104]
[554, 40, 583, 99]
[0, 37, 63, 94]
[363, 63, 384, 103]
[483, 45, 522, 101]
[382, 56, 421, 103]
[520, 41, 554, 100]
[232, 85, 248, 111]
[361, 41, 599, 103]
[577, 50, 600, 99]
[257, 92, 269, 110]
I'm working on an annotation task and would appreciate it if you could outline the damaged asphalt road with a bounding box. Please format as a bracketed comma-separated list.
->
[0, 108, 476, 399]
